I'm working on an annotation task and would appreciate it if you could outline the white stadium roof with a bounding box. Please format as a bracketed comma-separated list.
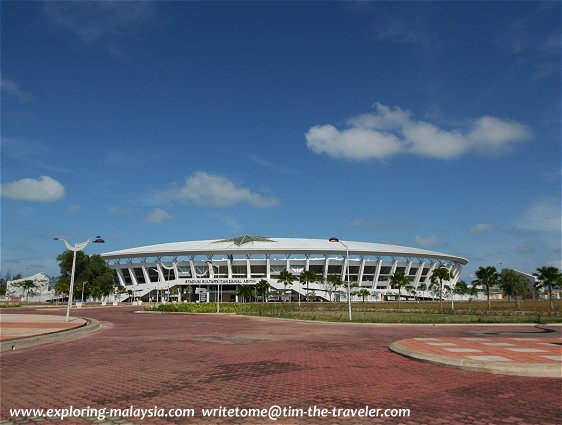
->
[101, 235, 468, 265]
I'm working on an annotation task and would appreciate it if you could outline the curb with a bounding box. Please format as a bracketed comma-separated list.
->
[389, 340, 562, 378]
[0, 318, 101, 352]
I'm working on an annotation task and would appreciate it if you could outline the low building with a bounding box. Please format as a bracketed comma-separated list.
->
[5, 273, 54, 303]
[101, 235, 468, 303]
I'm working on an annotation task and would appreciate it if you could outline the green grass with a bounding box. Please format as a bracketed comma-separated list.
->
[145, 300, 561, 324]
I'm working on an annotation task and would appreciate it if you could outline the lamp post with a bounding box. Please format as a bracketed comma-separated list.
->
[149, 268, 161, 304]
[329, 237, 352, 321]
[53, 236, 104, 322]
[206, 260, 220, 313]
[80, 281, 89, 304]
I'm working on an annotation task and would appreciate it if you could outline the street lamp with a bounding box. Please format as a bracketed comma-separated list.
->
[206, 260, 220, 313]
[149, 268, 161, 304]
[80, 281, 89, 304]
[53, 236, 104, 322]
[329, 237, 352, 321]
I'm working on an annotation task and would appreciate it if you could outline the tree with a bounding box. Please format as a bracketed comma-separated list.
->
[236, 285, 255, 303]
[454, 280, 469, 299]
[406, 285, 417, 302]
[324, 273, 343, 302]
[499, 269, 528, 308]
[533, 266, 562, 312]
[0, 272, 23, 296]
[11, 280, 39, 304]
[357, 288, 370, 303]
[56, 251, 115, 303]
[255, 279, 270, 302]
[299, 270, 319, 302]
[389, 271, 410, 310]
[114, 286, 127, 302]
[472, 266, 499, 311]
[417, 282, 428, 301]
[430, 266, 452, 311]
[277, 270, 295, 302]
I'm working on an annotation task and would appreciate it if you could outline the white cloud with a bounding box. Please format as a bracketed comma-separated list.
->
[517, 198, 561, 233]
[469, 223, 497, 234]
[1, 176, 64, 202]
[165, 171, 280, 208]
[415, 235, 445, 247]
[109, 206, 132, 216]
[305, 103, 532, 161]
[44, 1, 156, 43]
[1, 79, 37, 103]
[144, 208, 172, 224]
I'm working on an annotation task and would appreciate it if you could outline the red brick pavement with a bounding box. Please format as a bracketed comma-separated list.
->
[0, 306, 561, 425]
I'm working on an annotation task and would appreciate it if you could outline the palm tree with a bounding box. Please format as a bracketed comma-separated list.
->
[533, 266, 562, 312]
[357, 288, 370, 303]
[236, 285, 255, 303]
[255, 279, 270, 302]
[430, 266, 452, 311]
[472, 266, 499, 311]
[277, 270, 295, 303]
[417, 282, 428, 302]
[389, 271, 410, 310]
[299, 270, 319, 302]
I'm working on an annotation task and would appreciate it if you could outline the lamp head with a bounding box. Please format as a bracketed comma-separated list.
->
[92, 236, 105, 243]
[328, 237, 340, 243]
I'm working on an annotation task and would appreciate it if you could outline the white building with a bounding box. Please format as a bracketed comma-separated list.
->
[5, 273, 54, 303]
[101, 235, 468, 302]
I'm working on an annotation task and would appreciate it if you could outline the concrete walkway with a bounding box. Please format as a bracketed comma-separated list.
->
[390, 335, 562, 378]
[0, 314, 99, 351]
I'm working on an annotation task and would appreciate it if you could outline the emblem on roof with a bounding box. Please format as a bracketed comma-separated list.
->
[214, 235, 275, 246]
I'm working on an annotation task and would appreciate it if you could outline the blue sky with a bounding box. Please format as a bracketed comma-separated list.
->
[1, 1, 560, 281]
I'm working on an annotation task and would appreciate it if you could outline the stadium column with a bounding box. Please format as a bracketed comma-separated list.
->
[389, 259, 398, 276]
[373, 259, 383, 287]
[414, 261, 425, 287]
[141, 265, 151, 284]
[115, 266, 126, 287]
[266, 255, 271, 279]
[246, 256, 251, 279]
[358, 258, 366, 287]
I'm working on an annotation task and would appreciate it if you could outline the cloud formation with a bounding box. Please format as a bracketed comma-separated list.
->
[1, 79, 37, 103]
[164, 171, 279, 208]
[469, 223, 497, 234]
[44, 1, 156, 43]
[144, 208, 172, 224]
[517, 198, 561, 233]
[1, 176, 65, 202]
[415, 235, 445, 247]
[305, 103, 532, 161]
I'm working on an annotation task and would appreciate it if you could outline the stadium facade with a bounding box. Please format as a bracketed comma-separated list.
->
[101, 235, 469, 302]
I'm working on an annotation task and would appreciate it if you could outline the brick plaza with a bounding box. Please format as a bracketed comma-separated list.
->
[1, 306, 561, 424]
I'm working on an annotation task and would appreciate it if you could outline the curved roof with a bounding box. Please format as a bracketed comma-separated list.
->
[101, 235, 468, 265]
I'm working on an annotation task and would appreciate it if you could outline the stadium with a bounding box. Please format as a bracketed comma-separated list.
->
[100, 235, 469, 303]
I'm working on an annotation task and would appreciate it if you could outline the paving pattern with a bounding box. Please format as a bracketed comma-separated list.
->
[0, 314, 86, 339]
[400, 336, 562, 362]
[0, 306, 561, 425]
